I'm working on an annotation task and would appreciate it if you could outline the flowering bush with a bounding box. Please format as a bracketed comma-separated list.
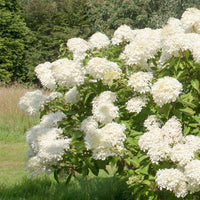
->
[19, 7, 200, 199]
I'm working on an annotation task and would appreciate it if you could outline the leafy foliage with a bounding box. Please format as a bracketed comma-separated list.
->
[87, 0, 200, 36]
[20, 0, 91, 83]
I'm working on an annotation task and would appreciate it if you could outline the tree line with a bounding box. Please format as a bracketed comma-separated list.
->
[0, 0, 199, 84]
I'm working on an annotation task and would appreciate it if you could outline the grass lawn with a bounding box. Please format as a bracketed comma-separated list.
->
[0, 141, 28, 185]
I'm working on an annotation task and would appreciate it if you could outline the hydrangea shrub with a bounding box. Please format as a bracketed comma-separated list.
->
[19, 7, 200, 199]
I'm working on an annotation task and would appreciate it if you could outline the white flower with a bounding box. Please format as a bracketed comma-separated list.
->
[147, 141, 171, 164]
[65, 87, 80, 104]
[184, 159, 200, 193]
[167, 17, 185, 32]
[36, 128, 71, 162]
[161, 116, 183, 145]
[67, 37, 90, 53]
[111, 25, 136, 45]
[26, 126, 71, 177]
[81, 116, 98, 135]
[159, 24, 191, 65]
[86, 57, 122, 80]
[92, 91, 119, 124]
[138, 127, 163, 152]
[51, 59, 85, 88]
[190, 34, 200, 64]
[19, 90, 47, 116]
[92, 91, 117, 104]
[181, 7, 200, 33]
[35, 62, 57, 90]
[156, 168, 188, 198]
[151, 76, 182, 107]
[126, 96, 148, 113]
[84, 122, 126, 160]
[144, 115, 162, 131]
[88, 32, 110, 49]
[92, 102, 119, 124]
[170, 143, 194, 167]
[138, 126, 171, 164]
[120, 28, 161, 69]
[128, 71, 153, 94]
[40, 112, 66, 128]
[26, 156, 44, 177]
[184, 135, 200, 153]
[67, 37, 90, 62]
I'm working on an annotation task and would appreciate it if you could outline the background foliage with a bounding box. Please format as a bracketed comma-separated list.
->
[1, 0, 200, 83]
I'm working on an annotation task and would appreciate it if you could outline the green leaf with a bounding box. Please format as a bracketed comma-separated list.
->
[126, 137, 138, 146]
[179, 107, 195, 115]
[142, 180, 151, 186]
[135, 165, 149, 175]
[162, 103, 173, 118]
[54, 170, 60, 183]
[129, 158, 140, 168]
[191, 79, 199, 91]
[183, 126, 190, 135]
[65, 174, 72, 185]
[177, 98, 196, 108]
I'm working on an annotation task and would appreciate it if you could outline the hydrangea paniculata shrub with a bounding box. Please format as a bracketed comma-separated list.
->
[19, 7, 200, 200]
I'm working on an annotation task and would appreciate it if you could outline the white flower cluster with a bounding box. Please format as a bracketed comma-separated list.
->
[139, 115, 200, 197]
[128, 71, 153, 94]
[111, 25, 136, 45]
[115, 8, 200, 68]
[126, 96, 148, 114]
[88, 32, 110, 50]
[81, 117, 126, 160]
[181, 7, 200, 33]
[156, 159, 200, 198]
[156, 168, 188, 198]
[127, 72, 182, 108]
[26, 112, 71, 177]
[86, 57, 122, 80]
[64, 87, 80, 104]
[81, 91, 126, 160]
[151, 76, 182, 107]
[19, 90, 47, 116]
[119, 28, 161, 69]
[51, 59, 85, 88]
[67, 37, 90, 62]
[92, 91, 119, 124]
[35, 62, 57, 90]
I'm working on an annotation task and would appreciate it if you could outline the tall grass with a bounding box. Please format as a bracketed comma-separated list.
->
[0, 85, 43, 142]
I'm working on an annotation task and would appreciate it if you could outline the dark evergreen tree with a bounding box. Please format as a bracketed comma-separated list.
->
[0, 0, 31, 83]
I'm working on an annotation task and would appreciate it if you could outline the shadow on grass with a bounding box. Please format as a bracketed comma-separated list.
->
[0, 175, 129, 200]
